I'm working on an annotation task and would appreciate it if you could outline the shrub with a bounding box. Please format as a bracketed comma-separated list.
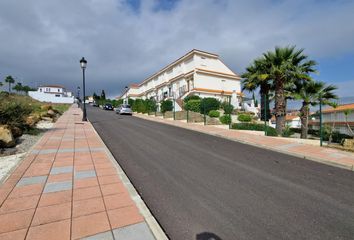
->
[183, 95, 200, 103]
[185, 100, 201, 113]
[223, 104, 234, 115]
[219, 115, 231, 124]
[208, 110, 220, 118]
[231, 123, 278, 136]
[160, 100, 173, 113]
[0, 98, 33, 130]
[200, 98, 220, 114]
[237, 114, 252, 122]
[282, 125, 294, 137]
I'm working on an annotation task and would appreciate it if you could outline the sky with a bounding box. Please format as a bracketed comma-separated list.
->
[0, 0, 354, 99]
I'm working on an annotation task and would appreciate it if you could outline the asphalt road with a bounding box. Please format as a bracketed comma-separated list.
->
[87, 106, 354, 240]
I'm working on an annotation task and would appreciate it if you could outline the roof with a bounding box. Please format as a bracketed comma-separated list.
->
[323, 103, 354, 113]
[129, 84, 139, 88]
[271, 115, 299, 122]
[39, 84, 65, 88]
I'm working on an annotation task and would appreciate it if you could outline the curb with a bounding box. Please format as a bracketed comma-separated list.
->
[134, 114, 354, 172]
[88, 119, 169, 240]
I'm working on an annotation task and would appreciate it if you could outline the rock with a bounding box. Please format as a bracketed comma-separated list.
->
[41, 104, 53, 111]
[41, 117, 53, 122]
[26, 114, 41, 127]
[47, 109, 55, 117]
[0, 125, 15, 148]
[11, 126, 23, 138]
[342, 139, 354, 149]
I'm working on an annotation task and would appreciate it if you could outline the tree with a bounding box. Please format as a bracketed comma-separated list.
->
[262, 46, 317, 135]
[93, 92, 99, 101]
[241, 58, 272, 121]
[343, 109, 354, 137]
[4, 75, 15, 93]
[101, 90, 106, 100]
[21, 85, 35, 95]
[293, 80, 337, 139]
[13, 83, 23, 93]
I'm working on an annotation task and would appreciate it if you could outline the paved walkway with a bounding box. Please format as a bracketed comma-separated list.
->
[0, 106, 161, 240]
[135, 114, 354, 171]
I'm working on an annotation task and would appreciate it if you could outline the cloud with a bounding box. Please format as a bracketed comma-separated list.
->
[0, 0, 353, 98]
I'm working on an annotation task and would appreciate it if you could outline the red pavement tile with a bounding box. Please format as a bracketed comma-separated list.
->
[94, 163, 113, 169]
[27, 219, 70, 240]
[97, 175, 121, 185]
[103, 193, 134, 210]
[74, 164, 95, 171]
[0, 208, 35, 234]
[107, 206, 143, 229]
[8, 184, 44, 199]
[0, 228, 27, 240]
[96, 168, 117, 177]
[0, 195, 40, 214]
[74, 177, 99, 189]
[73, 197, 105, 218]
[47, 173, 73, 183]
[73, 186, 102, 201]
[31, 202, 71, 226]
[100, 183, 126, 196]
[72, 212, 111, 239]
[38, 190, 72, 207]
[52, 160, 73, 167]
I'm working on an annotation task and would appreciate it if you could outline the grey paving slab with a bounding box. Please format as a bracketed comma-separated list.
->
[38, 149, 58, 154]
[50, 166, 73, 175]
[112, 222, 155, 240]
[43, 180, 72, 193]
[82, 231, 114, 240]
[74, 147, 91, 152]
[30, 149, 40, 154]
[90, 147, 106, 152]
[16, 176, 47, 187]
[74, 170, 96, 179]
[57, 148, 75, 153]
[277, 142, 301, 150]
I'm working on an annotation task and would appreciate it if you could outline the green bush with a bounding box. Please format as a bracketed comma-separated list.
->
[282, 125, 294, 137]
[200, 98, 220, 114]
[208, 110, 220, 118]
[223, 104, 234, 115]
[231, 123, 277, 136]
[161, 100, 173, 113]
[183, 95, 200, 103]
[219, 115, 231, 124]
[185, 100, 201, 113]
[237, 114, 252, 122]
[0, 98, 33, 130]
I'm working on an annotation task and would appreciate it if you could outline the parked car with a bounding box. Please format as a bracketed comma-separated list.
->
[116, 104, 132, 115]
[92, 101, 99, 107]
[103, 103, 114, 111]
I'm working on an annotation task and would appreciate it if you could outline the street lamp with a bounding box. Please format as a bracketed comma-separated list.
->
[80, 57, 87, 121]
[77, 86, 81, 107]
[125, 86, 128, 104]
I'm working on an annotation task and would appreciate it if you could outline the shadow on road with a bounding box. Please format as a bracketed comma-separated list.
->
[196, 232, 223, 240]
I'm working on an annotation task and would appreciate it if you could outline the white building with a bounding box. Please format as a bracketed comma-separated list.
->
[117, 49, 242, 111]
[29, 85, 74, 104]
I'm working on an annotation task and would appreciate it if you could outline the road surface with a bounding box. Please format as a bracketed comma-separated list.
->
[88, 106, 354, 240]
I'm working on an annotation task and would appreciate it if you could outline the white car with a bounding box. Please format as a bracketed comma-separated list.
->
[116, 104, 132, 115]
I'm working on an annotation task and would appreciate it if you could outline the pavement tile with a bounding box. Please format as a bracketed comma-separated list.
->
[100, 183, 126, 196]
[50, 166, 73, 175]
[43, 181, 72, 193]
[103, 193, 134, 210]
[107, 206, 144, 229]
[23, 167, 51, 177]
[96, 169, 117, 177]
[74, 177, 99, 189]
[73, 186, 102, 201]
[112, 222, 155, 240]
[52, 161, 73, 167]
[32, 202, 71, 226]
[27, 219, 70, 240]
[39, 190, 72, 207]
[81, 230, 114, 240]
[94, 163, 113, 170]
[8, 184, 44, 199]
[73, 197, 105, 218]
[16, 175, 47, 187]
[0, 194, 40, 214]
[74, 164, 95, 171]
[47, 173, 73, 183]
[74, 170, 96, 180]
[0, 208, 35, 234]
[0, 228, 27, 240]
[72, 212, 111, 240]
[97, 175, 121, 185]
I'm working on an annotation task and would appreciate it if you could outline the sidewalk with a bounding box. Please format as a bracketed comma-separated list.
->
[0, 106, 165, 240]
[135, 113, 354, 171]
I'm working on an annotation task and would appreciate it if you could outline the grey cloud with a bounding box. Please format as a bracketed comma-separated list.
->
[0, 0, 353, 98]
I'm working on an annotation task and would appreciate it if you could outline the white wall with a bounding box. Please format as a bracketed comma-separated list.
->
[194, 73, 241, 92]
[29, 91, 74, 103]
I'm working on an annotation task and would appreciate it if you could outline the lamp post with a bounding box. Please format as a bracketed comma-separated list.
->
[125, 86, 128, 104]
[77, 86, 80, 107]
[80, 57, 87, 121]
[319, 96, 323, 147]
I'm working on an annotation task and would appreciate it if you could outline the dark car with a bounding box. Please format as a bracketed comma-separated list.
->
[103, 103, 114, 111]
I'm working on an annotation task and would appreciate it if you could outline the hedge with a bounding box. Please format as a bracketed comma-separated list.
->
[223, 104, 234, 115]
[208, 110, 220, 118]
[185, 100, 201, 113]
[183, 95, 200, 103]
[219, 115, 231, 124]
[231, 123, 277, 136]
[237, 114, 252, 122]
[200, 98, 220, 114]
[160, 100, 173, 113]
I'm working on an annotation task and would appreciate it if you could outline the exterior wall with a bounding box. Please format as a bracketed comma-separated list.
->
[193, 73, 240, 93]
[38, 87, 63, 94]
[29, 91, 74, 103]
[323, 111, 354, 122]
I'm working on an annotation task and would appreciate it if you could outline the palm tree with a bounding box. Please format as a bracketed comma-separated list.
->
[241, 58, 272, 121]
[294, 80, 337, 139]
[343, 109, 354, 137]
[4, 75, 15, 93]
[262, 46, 317, 135]
[13, 82, 23, 93]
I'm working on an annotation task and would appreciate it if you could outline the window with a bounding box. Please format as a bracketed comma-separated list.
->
[58, 89, 60, 92]
[55, 94, 60, 97]
[39, 88, 42, 92]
